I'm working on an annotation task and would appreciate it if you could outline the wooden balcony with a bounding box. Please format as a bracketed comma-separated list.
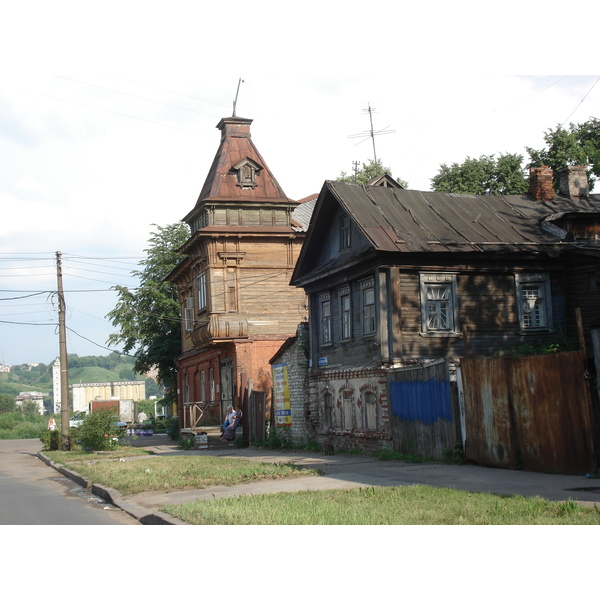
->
[191, 314, 249, 345]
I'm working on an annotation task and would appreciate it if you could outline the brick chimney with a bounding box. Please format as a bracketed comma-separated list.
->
[529, 166, 555, 201]
[558, 165, 589, 199]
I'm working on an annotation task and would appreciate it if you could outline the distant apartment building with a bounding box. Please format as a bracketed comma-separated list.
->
[15, 391, 48, 415]
[70, 381, 146, 413]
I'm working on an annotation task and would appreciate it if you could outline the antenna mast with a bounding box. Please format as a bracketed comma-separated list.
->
[232, 78, 244, 116]
[348, 103, 395, 164]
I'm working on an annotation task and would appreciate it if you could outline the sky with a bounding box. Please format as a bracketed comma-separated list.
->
[1, 0, 600, 367]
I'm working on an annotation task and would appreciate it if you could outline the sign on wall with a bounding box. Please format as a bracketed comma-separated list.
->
[272, 363, 292, 427]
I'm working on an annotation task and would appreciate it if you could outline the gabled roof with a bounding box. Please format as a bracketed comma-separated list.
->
[184, 116, 295, 224]
[291, 179, 600, 285]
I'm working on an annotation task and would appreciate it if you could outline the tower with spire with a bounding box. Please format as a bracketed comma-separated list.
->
[167, 114, 314, 431]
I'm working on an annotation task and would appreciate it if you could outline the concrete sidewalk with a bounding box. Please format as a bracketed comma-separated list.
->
[40, 430, 600, 524]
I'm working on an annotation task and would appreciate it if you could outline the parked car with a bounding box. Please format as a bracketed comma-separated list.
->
[69, 411, 87, 428]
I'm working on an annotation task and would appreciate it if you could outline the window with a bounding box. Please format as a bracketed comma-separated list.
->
[184, 297, 194, 331]
[226, 268, 237, 312]
[231, 157, 262, 189]
[342, 389, 354, 430]
[340, 286, 352, 340]
[200, 371, 206, 405]
[516, 273, 552, 331]
[363, 390, 377, 431]
[197, 273, 207, 311]
[320, 293, 331, 344]
[419, 273, 459, 334]
[340, 214, 351, 249]
[361, 279, 376, 336]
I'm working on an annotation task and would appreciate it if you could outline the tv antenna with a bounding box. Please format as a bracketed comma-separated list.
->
[348, 104, 395, 164]
[232, 77, 245, 116]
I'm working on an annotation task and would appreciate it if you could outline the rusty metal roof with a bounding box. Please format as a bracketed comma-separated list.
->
[327, 180, 600, 253]
[186, 116, 294, 217]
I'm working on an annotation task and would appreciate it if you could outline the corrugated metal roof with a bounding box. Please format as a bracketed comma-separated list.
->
[327, 180, 600, 253]
[292, 196, 318, 232]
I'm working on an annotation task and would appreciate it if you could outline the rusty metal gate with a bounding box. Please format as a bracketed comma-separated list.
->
[388, 359, 459, 460]
[460, 351, 596, 475]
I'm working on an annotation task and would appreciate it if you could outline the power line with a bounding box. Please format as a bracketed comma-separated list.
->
[562, 77, 600, 126]
[54, 75, 223, 120]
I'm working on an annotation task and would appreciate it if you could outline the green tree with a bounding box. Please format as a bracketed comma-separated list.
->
[338, 159, 408, 188]
[107, 222, 190, 401]
[527, 118, 600, 191]
[431, 153, 529, 195]
[0, 394, 16, 413]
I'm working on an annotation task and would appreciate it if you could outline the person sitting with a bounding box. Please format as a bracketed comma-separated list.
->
[221, 406, 234, 433]
[220, 405, 242, 441]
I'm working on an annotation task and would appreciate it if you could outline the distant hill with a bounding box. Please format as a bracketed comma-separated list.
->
[0, 353, 149, 397]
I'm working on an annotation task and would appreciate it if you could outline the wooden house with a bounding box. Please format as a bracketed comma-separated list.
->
[289, 165, 600, 455]
[167, 115, 315, 430]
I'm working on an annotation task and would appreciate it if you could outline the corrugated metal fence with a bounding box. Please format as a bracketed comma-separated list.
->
[388, 359, 460, 460]
[459, 351, 597, 475]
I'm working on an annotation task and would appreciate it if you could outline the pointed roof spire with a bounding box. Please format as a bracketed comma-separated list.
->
[191, 115, 291, 210]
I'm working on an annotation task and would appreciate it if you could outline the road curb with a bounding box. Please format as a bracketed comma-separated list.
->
[37, 451, 184, 525]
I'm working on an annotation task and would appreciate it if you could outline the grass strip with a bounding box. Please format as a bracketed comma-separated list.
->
[45, 453, 317, 496]
[162, 485, 600, 525]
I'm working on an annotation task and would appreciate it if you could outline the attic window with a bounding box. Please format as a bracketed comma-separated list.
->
[231, 158, 262, 189]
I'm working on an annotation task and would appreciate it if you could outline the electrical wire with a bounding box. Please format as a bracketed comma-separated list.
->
[562, 77, 600, 126]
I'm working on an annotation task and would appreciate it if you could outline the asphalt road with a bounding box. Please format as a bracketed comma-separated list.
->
[0, 438, 139, 525]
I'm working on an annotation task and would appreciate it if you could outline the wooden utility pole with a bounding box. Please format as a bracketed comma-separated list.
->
[56, 251, 70, 450]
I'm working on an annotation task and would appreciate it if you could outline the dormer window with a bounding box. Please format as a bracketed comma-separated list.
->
[231, 157, 262, 189]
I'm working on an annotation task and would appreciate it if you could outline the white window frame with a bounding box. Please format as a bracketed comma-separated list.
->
[184, 296, 194, 331]
[515, 273, 552, 332]
[197, 272, 207, 311]
[419, 273, 459, 335]
[361, 279, 376, 336]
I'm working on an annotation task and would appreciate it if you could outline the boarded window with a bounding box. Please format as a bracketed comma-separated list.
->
[364, 390, 377, 430]
[342, 390, 354, 430]
[227, 268, 237, 312]
[340, 214, 351, 249]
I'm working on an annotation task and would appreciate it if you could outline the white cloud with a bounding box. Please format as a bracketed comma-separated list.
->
[1, 1, 599, 364]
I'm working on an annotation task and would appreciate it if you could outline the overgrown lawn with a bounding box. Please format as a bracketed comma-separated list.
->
[163, 485, 600, 525]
